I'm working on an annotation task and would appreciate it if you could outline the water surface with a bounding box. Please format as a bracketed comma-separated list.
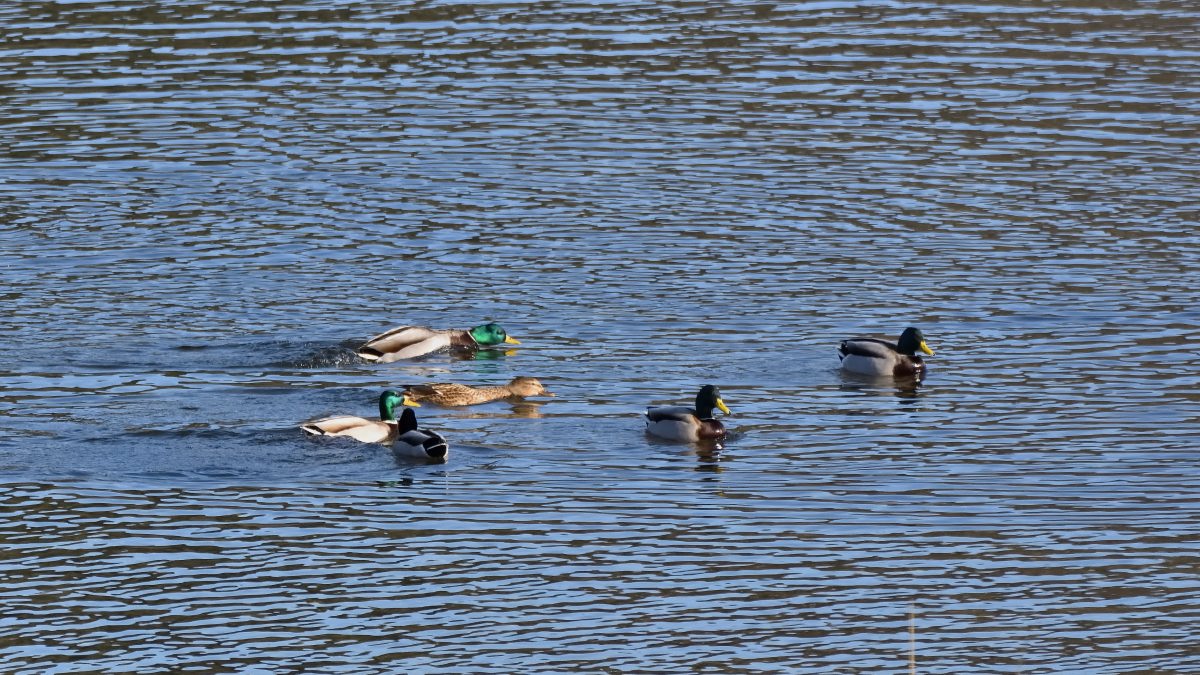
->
[2, 0, 1199, 672]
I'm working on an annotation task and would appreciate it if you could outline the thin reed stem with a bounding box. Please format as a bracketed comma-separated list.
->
[909, 603, 916, 675]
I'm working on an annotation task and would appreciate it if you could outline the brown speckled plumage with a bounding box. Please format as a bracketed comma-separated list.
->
[402, 377, 554, 407]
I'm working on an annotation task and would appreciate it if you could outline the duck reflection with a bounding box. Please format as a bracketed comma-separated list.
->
[450, 348, 520, 361]
[508, 401, 546, 419]
[443, 401, 549, 419]
[838, 370, 926, 405]
[691, 440, 725, 474]
[644, 433, 730, 474]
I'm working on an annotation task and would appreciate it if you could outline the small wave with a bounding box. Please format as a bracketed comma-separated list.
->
[109, 425, 251, 441]
[273, 342, 365, 369]
[162, 339, 366, 370]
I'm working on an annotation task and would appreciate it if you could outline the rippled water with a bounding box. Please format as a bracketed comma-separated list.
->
[3, 0, 1200, 671]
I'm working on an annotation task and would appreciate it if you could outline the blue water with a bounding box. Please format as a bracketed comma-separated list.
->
[2, 1, 1199, 672]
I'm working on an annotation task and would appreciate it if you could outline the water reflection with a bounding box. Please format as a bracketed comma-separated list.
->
[838, 370, 926, 404]
[691, 440, 725, 474]
[2, 0, 1198, 670]
[440, 401, 549, 419]
[376, 477, 415, 489]
[450, 348, 520, 361]
[506, 401, 547, 419]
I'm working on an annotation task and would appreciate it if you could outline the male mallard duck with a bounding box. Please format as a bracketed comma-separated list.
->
[391, 408, 449, 462]
[356, 323, 520, 363]
[645, 384, 731, 442]
[402, 377, 555, 407]
[301, 390, 418, 443]
[838, 327, 935, 378]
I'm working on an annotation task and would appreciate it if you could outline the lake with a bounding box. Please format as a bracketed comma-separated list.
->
[2, 0, 1199, 672]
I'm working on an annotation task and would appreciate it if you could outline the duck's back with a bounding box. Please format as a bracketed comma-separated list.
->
[394, 428, 449, 460]
[358, 326, 452, 362]
[645, 406, 702, 441]
[838, 338, 924, 377]
[303, 417, 394, 443]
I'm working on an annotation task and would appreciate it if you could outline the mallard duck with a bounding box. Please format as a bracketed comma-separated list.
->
[391, 408, 449, 461]
[402, 377, 555, 407]
[356, 323, 520, 363]
[645, 384, 731, 442]
[301, 390, 418, 443]
[838, 327, 935, 377]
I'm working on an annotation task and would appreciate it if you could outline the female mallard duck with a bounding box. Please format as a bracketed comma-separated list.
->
[402, 377, 555, 407]
[838, 327, 935, 378]
[301, 390, 418, 443]
[645, 384, 731, 442]
[391, 408, 449, 462]
[356, 322, 520, 363]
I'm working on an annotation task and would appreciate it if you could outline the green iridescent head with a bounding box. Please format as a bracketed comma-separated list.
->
[896, 327, 935, 356]
[468, 323, 520, 347]
[378, 390, 418, 420]
[695, 385, 731, 418]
